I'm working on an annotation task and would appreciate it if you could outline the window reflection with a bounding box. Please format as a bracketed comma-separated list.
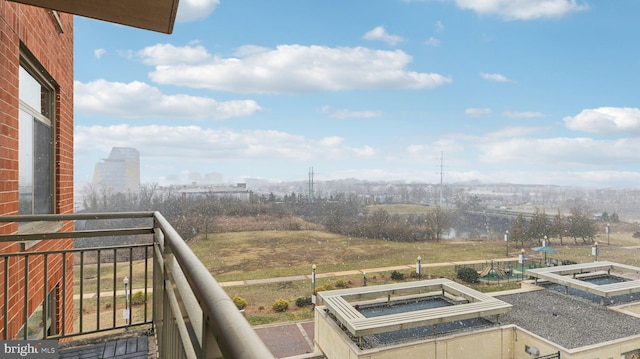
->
[18, 63, 54, 215]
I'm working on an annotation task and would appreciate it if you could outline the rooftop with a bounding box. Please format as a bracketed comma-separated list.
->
[497, 288, 640, 349]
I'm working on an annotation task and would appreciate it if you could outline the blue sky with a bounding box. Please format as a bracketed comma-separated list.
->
[73, 0, 640, 188]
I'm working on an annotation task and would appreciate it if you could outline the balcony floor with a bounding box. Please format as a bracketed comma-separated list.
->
[254, 320, 316, 358]
[59, 335, 151, 359]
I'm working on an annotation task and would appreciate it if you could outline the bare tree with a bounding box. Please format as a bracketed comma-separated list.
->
[426, 206, 452, 241]
[551, 210, 566, 245]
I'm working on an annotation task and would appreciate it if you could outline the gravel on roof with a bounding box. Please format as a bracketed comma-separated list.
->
[497, 289, 640, 349]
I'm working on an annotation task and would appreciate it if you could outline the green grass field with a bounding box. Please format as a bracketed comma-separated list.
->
[73, 217, 640, 326]
[186, 225, 640, 324]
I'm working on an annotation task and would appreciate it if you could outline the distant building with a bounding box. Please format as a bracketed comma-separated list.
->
[92, 147, 141, 193]
[164, 183, 250, 201]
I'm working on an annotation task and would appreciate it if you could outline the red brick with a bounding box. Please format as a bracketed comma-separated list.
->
[0, 1, 74, 339]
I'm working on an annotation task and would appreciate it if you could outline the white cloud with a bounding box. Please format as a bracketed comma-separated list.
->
[465, 108, 492, 116]
[406, 145, 425, 155]
[484, 126, 548, 138]
[322, 106, 383, 119]
[75, 125, 375, 162]
[455, 0, 589, 20]
[479, 137, 640, 166]
[141, 44, 452, 94]
[406, 139, 463, 157]
[233, 45, 271, 57]
[176, 0, 220, 22]
[480, 72, 512, 83]
[563, 107, 640, 135]
[138, 44, 211, 65]
[363, 26, 405, 46]
[425, 37, 441, 47]
[435, 20, 445, 32]
[352, 146, 376, 157]
[75, 80, 261, 120]
[320, 136, 343, 147]
[94, 49, 106, 59]
[503, 111, 544, 118]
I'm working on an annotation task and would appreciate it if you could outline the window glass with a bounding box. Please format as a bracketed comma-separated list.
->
[18, 63, 54, 215]
[18, 66, 42, 113]
[34, 120, 52, 214]
[17, 289, 56, 339]
[18, 109, 34, 214]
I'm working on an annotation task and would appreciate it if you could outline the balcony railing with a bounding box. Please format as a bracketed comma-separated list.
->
[0, 212, 274, 359]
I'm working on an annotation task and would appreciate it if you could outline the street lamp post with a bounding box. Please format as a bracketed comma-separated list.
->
[417, 256, 422, 280]
[504, 230, 509, 257]
[592, 242, 599, 262]
[606, 223, 610, 245]
[543, 235, 548, 265]
[123, 276, 129, 331]
[519, 249, 526, 281]
[311, 264, 317, 307]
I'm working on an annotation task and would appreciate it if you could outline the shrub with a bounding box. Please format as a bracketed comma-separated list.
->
[390, 270, 405, 281]
[288, 222, 301, 230]
[233, 295, 248, 310]
[131, 291, 146, 305]
[315, 282, 335, 293]
[295, 296, 313, 307]
[457, 267, 479, 283]
[562, 259, 577, 265]
[334, 279, 349, 288]
[272, 298, 289, 312]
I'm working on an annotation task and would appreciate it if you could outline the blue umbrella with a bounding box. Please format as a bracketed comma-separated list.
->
[532, 244, 559, 264]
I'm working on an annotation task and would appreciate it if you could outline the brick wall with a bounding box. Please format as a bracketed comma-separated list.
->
[0, 0, 74, 339]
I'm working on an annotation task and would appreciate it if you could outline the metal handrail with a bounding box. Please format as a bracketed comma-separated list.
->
[0, 212, 274, 359]
[154, 212, 274, 358]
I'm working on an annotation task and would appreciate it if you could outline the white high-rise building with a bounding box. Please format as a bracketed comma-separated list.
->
[92, 147, 141, 193]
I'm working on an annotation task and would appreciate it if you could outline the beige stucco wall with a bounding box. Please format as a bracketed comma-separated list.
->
[315, 307, 515, 359]
[315, 306, 640, 359]
[513, 328, 640, 359]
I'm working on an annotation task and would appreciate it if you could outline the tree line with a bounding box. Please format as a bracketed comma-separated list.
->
[79, 184, 612, 246]
[508, 207, 601, 247]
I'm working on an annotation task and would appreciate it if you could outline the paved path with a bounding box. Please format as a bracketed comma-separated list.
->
[74, 258, 519, 298]
[219, 257, 518, 287]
